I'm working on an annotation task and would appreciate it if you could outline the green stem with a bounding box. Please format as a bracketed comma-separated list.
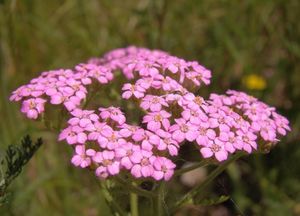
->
[100, 181, 127, 216]
[83, 84, 102, 109]
[130, 191, 139, 216]
[156, 182, 165, 216]
[172, 153, 244, 212]
[150, 195, 154, 216]
[174, 160, 207, 177]
[115, 176, 156, 198]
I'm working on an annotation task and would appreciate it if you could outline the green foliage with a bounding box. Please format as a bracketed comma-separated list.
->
[0, 136, 42, 205]
[198, 195, 230, 206]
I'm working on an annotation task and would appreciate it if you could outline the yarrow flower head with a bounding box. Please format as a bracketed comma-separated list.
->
[10, 46, 290, 182]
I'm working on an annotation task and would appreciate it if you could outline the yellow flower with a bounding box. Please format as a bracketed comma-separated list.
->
[243, 74, 266, 90]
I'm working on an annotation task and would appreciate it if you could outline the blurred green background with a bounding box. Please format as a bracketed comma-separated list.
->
[1, 0, 300, 215]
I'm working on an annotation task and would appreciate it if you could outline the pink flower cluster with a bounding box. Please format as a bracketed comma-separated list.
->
[10, 46, 290, 181]
[59, 107, 176, 180]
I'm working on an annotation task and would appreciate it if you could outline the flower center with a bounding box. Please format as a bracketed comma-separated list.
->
[131, 85, 135, 92]
[180, 124, 189, 133]
[108, 133, 117, 142]
[211, 144, 221, 153]
[194, 97, 203, 105]
[154, 114, 162, 122]
[162, 165, 167, 172]
[250, 108, 256, 114]
[141, 158, 149, 166]
[164, 138, 171, 145]
[199, 127, 206, 135]
[68, 131, 76, 136]
[229, 137, 235, 143]
[103, 159, 112, 166]
[191, 110, 198, 117]
[196, 74, 203, 80]
[29, 101, 36, 109]
[129, 126, 136, 132]
[242, 136, 249, 143]
[236, 117, 243, 124]
[126, 150, 133, 156]
[151, 97, 160, 104]
[112, 110, 119, 116]
[218, 117, 225, 124]
[72, 84, 80, 91]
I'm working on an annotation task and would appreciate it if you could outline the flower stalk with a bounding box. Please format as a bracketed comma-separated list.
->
[130, 190, 139, 216]
[100, 181, 127, 216]
[114, 176, 156, 198]
[174, 160, 207, 177]
[172, 153, 244, 212]
[156, 182, 166, 216]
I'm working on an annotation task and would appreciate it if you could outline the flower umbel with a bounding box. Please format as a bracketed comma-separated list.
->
[10, 46, 290, 182]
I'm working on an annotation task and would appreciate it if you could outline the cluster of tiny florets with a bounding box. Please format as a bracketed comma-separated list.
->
[10, 46, 290, 181]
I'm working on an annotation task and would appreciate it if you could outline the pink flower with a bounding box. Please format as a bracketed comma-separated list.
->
[59, 126, 87, 144]
[144, 132, 161, 151]
[50, 92, 81, 111]
[147, 75, 180, 91]
[152, 157, 176, 181]
[272, 112, 291, 136]
[209, 110, 233, 132]
[122, 83, 145, 99]
[44, 81, 66, 96]
[143, 110, 171, 131]
[21, 98, 46, 119]
[12, 84, 44, 99]
[71, 145, 96, 168]
[88, 65, 113, 84]
[50, 92, 67, 105]
[195, 122, 216, 146]
[217, 132, 236, 153]
[236, 129, 257, 153]
[135, 77, 152, 90]
[131, 128, 146, 141]
[140, 95, 168, 112]
[209, 93, 233, 107]
[130, 150, 155, 178]
[97, 130, 126, 150]
[156, 130, 179, 156]
[129, 129, 157, 150]
[181, 108, 208, 125]
[189, 61, 211, 85]
[10, 86, 27, 101]
[68, 109, 99, 128]
[165, 94, 183, 105]
[161, 76, 181, 91]
[115, 143, 140, 169]
[242, 102, 272, 122]
[63, 96, 81, 111]
[200, 140, 228, 161]
[162, 57, 188, 83]
[259, 122, 277, 142]
[170, 118, 198, 143]
[87, 122, 112, 140]
[99, 107, 126, 125]
[119, 124, 140, 138]
[226, 90, 257, 104]
[64, 79, 87, 99]
[135, 60, 160, 77]
[182, 93, 208, 111]
[73, 65, 92, 84]
[222, 131, 240, 153]
[93, 151, 120, 178]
